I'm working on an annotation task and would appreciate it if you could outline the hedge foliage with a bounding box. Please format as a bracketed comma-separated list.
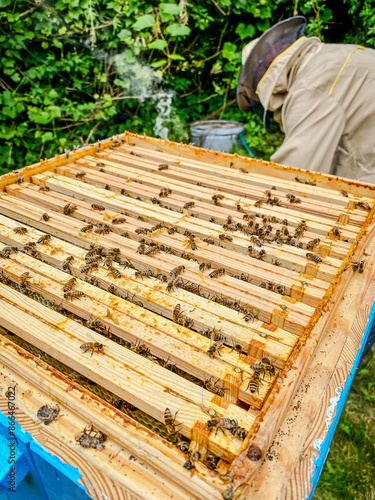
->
[0, 0, 374, 173]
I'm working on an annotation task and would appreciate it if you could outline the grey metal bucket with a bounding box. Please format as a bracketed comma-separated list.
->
[190, 120, 245, 153]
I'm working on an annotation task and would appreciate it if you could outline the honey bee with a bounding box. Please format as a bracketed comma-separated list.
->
[199, 262, 211, 271]
[209, 268, 225, 278]
[80, 342, 104, 356]
[159, 187, 172, 198]
[20, 271, 32, 287]
[203, 237, 215, 245]
[204, 377, 228, 397]
[63, 203, 77, 215]
[145, 244, 161, 256]
[37, 404, 60, 425]
[254, 199, 263, 208]
[357, 201, 371, 211]
[86, 314, 103, 329]
[164, 408, 180, 436]
[79, 223, 93, 233]
[260, 357, 275, 377]
[184, 235, 199, 251]
[295, 176, 316, 186]
[96, 162, 105, 167]
[351, 260, 365, 273]
[222, 483, 248, 500]
[306, 238, 321, 250]
[246, 371, 262, 393]
[331, 226, 341, 237]
[212, 194, 224, 206]
[81, 262, 99, 274]
[111, 217, 126, 225]
[206, 331, 226, 358]
[16, 174, 25, 184]
[91, 204, 105, 211]
[183, 201, 195, 209]
[135, 269, 153, 279]
[94, 224, 111, 235]
[176, 439, 190, 453]
[40, 213, 50, 221]
[137, 242, 146, 254]
[107, 266, 122, 278]
[286, 194, 301, 203]
[62, 256, 75, 271]
[13, 227, 28, 235]
[340, 189, 349, 197]
[130, 340, 152, 357]
[151, 197, 162, 205]
[170, 265, 185, 280]
[306, 252, 322, 263]
[218, 234, 233, 242]
[239, 168, 248, 174]
[63, 277, 77, 292]
[183, 450, 201, 470]
[38, 186, 50, 191]
[76, 171, 86, 178]
[158, 164, 169, 171]
[37, 234, 52, 244]
[64, 291, 84, 300]
[0, 246, 17, 258]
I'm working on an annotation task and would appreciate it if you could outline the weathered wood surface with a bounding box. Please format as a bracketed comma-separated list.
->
[0, 334, 224, 500]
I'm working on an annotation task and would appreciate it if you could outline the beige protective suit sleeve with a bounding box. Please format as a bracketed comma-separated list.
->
[270, 88, 345, 174]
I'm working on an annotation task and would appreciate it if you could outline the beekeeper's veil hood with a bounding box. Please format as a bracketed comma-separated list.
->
[236, 16, 307, 133]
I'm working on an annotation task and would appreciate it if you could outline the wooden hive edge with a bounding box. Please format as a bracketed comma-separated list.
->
[0, 335, 225, 500]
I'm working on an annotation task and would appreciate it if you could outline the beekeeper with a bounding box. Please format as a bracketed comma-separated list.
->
[237, 16, 375, 184]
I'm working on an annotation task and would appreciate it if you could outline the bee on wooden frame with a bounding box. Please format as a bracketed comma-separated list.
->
[62, 255, 75, 271]
[134, 269, 153, 279]
[63, 203, 77, 215]
[239, 168, 248, 174]
[76, 171, 86, 178]
[340, 189, 349, 197]
[38, 186, 50, 191]
[20, 271, 32, 287]
[246, 370, 262, 394]
[64, 290, 84, 300]
[183, 201, 195, 209]
[204, 377, 228, 398]
[80, 342, 104, 356]
[158, 164, 169, 171]
[306, 252, 322, 263]
[111, 217, 126, 225]
[91, 203, 105, 211]
[63, 277, 77, 292]
[295, 176, 316, 186]
[351, 260, 365, 273]
[212, 193, 224, 206]
[107, 266, 122, 278]
[170, 265, 185, 280]
[306, 238, 321, 250]
[206, 330, 226, 358]
[159, 187, 172, 198]
[286, 193, 301, 204]
[357, 201, 371, 211]
[40, 213, 50, 221]
[199, 261, 211, 271]
[219, 234, 233, 242]
[331, 226, 341, 237]
[13, 227, 28, 235]
[164, 408, 180, 436]
[209, 268, 225, 279]
[37, 234, 52, 244]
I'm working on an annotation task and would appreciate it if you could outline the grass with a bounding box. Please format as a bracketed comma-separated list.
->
[314, 344, 375, 500]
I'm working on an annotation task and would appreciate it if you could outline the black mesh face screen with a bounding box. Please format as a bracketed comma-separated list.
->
[237, 16, 307, 113]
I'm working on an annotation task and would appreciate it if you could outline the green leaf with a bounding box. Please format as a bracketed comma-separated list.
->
[160, 3, 182, 15]
[164, 23, 191, 37]
[235, 23, 255, 40]
[2, 107, 17, 119]
[0, 0, 12, 6]
[169, 54, 185, 60]
[58, 26, 67, 35]
[150, 59, 167, 68]
[148, 39, 168, 50]
[118, 28, 132, 41]
[321, 8, 333, 22]
[132, 14, 155, 31]
[41, 132, 54, 143]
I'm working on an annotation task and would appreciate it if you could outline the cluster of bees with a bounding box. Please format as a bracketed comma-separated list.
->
[246, 358, 276, 394]
[75, 424, 107, 450]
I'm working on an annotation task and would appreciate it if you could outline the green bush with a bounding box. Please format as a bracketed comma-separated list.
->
[0, 0, 373, 173]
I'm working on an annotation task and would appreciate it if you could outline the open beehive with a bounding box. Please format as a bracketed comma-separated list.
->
[0, 132, 375, 500]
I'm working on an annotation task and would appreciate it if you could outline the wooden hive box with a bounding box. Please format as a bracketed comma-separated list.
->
[0, 132, 374, 500]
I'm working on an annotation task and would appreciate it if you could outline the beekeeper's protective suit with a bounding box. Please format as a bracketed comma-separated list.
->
[237, 16, 375, 183]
